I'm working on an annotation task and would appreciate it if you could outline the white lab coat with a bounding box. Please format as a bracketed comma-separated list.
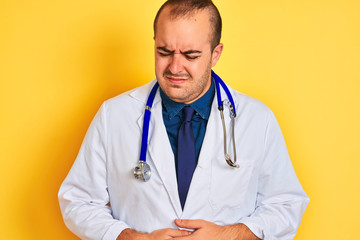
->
[58, 80, 309, 240]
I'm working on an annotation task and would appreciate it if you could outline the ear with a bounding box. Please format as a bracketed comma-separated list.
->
[211, 43, 224, 68]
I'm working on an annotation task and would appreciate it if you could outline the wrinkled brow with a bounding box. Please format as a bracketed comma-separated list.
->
[157, 46, 202, 54]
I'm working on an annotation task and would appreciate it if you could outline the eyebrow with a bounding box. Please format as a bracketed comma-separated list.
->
[157, 46, 173, 53]
[157, 46, 202, 55]
[182, 50, 202, 54]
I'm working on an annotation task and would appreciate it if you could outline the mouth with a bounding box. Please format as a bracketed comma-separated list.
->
[165, 76, 187, 84]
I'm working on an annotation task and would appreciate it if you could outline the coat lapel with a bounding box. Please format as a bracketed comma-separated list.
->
[183, 85, 235, 212]
[134, 83, 182, 217]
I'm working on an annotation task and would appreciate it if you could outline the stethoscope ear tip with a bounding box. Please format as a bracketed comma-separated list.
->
[225, 155, 240, 168]
[226, 161, 240, 168]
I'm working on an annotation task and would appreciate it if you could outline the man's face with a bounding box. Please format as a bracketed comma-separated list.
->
[154, 7, 223, 104]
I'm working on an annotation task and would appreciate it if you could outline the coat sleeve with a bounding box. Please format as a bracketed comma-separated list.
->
[58, 102, 129, 240]
[239, 110, 310, 240]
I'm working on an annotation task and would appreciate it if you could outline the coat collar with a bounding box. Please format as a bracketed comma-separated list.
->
[129, 79, 161, 105]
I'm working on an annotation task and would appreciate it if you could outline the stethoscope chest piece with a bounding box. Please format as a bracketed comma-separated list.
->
[134, 161, 151, 182]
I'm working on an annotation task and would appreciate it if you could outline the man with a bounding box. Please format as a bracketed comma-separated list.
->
[59, 0, 309, 239]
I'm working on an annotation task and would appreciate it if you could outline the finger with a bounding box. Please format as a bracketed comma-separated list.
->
[172, 230, 199, 240]
[175, 219, 205, 229]
[165, 228, 192, 237]
[171, 235, 193, 240]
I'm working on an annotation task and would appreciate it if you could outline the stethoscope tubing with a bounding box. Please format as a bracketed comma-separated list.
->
[212, 70, 236, 116]
[139, 82, 159, 162]
[138, 70, 237, 165]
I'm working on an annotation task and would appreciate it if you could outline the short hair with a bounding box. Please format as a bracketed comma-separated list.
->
[153, 0, 222, 51]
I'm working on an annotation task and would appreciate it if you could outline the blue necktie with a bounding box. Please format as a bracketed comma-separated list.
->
[177, 106, 196, 209]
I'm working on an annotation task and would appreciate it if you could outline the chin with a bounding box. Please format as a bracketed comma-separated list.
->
[165, 89, 186, 102]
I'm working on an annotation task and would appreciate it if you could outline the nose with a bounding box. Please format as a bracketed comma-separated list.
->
[168, 54, 184, 74]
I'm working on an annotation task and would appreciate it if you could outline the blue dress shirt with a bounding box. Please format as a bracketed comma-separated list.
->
[160, 79, 215, 169]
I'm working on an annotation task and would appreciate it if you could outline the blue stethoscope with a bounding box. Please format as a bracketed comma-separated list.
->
[134, 70, 239, 182]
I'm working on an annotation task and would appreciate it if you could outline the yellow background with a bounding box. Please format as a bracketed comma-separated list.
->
[1, 0, 359, 239]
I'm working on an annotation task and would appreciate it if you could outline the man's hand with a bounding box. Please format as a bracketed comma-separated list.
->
[117, 228, 191, 240]
[173, 219, 261, 240]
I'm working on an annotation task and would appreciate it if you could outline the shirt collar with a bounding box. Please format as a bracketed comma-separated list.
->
[160, 77, 215, 120]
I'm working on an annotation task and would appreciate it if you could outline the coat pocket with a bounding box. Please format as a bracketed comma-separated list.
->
[209, 160, 254, 210]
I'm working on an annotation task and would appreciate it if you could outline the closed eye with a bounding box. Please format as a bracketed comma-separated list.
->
[182, 50, 201, 60]
[185, 55, 199, 60]
[158, 52, 172, 57]
[156, 47, 201, 60]
[157, 46, 173, 57]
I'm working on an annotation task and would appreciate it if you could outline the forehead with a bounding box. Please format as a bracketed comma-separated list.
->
[155, 7, 212, 51]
